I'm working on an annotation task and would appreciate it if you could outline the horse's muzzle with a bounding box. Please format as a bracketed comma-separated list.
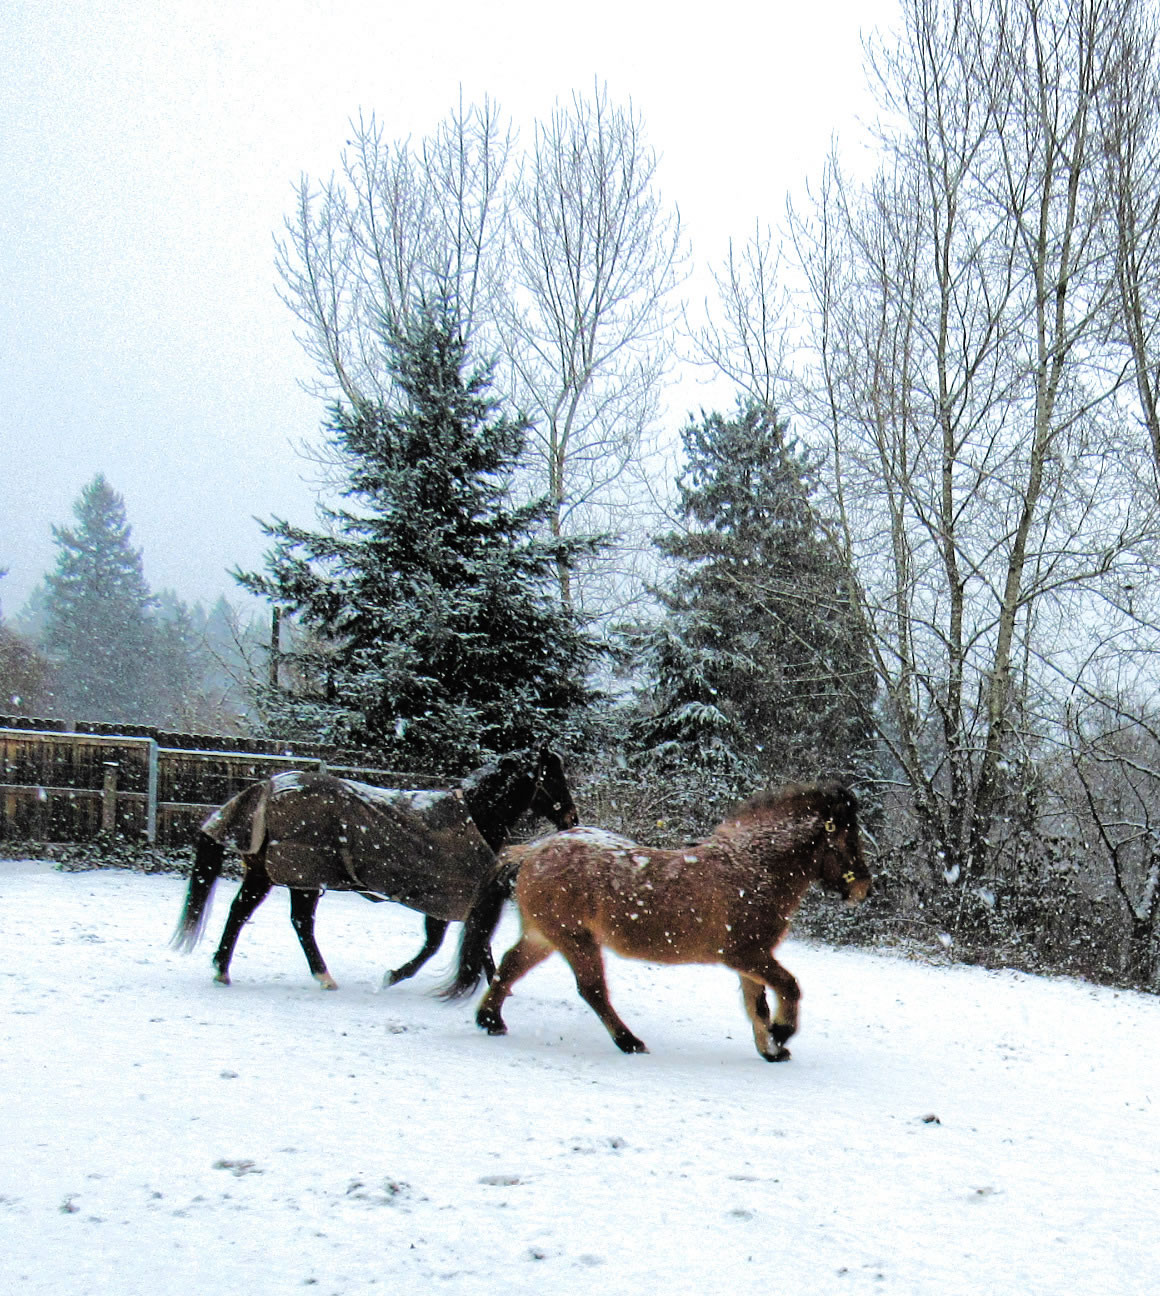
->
[844, 876, 872, 905]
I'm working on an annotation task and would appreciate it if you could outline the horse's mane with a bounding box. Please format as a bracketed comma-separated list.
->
[727, 781, 857, 827]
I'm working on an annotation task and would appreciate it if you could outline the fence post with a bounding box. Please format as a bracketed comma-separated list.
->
[145, 740, 158, 843]
[269, 607, 281, 691]
[101, 762, 119, 834]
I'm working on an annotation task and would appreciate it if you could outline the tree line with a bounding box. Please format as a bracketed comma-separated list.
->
[0, 476, 258, 734]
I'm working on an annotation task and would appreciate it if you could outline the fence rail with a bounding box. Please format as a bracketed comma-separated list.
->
[0, 723, 442, 847]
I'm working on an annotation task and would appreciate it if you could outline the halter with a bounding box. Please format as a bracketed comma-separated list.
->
[530, 750, 567, 818]
[823, 815, 859, 889]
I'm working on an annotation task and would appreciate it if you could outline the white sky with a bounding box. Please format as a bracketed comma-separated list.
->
[0, 0, 897, 617]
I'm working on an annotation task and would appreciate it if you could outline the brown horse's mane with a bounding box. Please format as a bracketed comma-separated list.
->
[726, 781, 857, 828]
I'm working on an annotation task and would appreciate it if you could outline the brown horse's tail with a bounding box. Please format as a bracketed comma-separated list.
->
[170, 831, 227, 953]
[440, 849, 523, 999]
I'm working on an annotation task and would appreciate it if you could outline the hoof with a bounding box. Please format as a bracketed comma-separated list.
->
[213, 971, 230, 986]
[770, 1022, 794, 1046]
[477, 1009, 507, 1036]
[615, 1033, 649, 1055]
[761, 1045, 792, 1063]
[315, 973, 339, 991]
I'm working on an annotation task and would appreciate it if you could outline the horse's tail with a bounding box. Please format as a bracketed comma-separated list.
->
[440, 849, 523, 1000]
[170, 831, 227, 953]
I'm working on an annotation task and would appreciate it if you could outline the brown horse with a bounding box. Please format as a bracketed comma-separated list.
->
[452, 782, 870, 1061]
[171, 747, 577, 989]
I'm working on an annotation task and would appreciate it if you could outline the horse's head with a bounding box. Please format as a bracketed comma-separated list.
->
[462, 746, 579, 848]
[529, 745, 579, 830]
[813, 784, 872, 904]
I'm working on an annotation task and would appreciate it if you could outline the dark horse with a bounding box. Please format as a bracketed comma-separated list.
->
[446, 782, 870, 1061]
[171, 747, 577, 989]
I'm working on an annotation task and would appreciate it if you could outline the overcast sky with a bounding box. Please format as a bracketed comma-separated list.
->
[0, 0, 897, 619]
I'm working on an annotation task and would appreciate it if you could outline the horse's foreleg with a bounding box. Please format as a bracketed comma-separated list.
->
[740, 974, 784, 1062]
[384, 916, 450, 987]
[557, 933, 648, 1055]
[476, 934, 553, 1036]
[212, 866, 272, 985]
[289, 889, 338, 990]
[735, 958, 801, 1062]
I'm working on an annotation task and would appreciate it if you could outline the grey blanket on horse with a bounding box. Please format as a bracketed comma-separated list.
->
[200, 771, 495, 921]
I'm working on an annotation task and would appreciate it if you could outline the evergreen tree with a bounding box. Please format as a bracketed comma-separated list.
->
[42, 475, 157, 723]
[237, 301, 602, 770]
[0, 571, 52, 716]
[630, 400, 877, 825]
[150, 593, 217, 731]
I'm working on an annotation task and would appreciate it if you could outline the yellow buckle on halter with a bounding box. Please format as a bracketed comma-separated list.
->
[842, 870, 857, 885]
[824, 817, 837, 834]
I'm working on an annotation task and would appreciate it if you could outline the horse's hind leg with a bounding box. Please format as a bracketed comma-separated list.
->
[213, 865, 272, 985]
[289, 889, 338, 990]
[385, 916, 450, 987]
[476, 934, 553, 1036]
[556, 933, 648, 1055]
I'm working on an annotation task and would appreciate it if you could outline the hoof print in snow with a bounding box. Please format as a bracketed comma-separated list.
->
[346, 1178, 418, 1206]
[479, 1173, 522, 1186]
[213, 1159, 262, 1177]
[921, 1112, 941, 1124]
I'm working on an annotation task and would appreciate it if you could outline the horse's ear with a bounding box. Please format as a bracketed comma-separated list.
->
[818, 782, 855, 828]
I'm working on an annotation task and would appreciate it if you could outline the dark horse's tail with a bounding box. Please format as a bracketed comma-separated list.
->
[170, 832, 227, 953]
[440, 851, 522, 999]
[171, 780, 267, 953]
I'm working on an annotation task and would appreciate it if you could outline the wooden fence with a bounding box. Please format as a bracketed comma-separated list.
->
[0, 720, 442, 847]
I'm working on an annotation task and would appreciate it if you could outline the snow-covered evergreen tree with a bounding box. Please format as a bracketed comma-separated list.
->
[42, 475, 157, 723]
[630, 400, 877, 825]
[237, 300, 602, 770]
[0, 571, 51, 716]
[150, 593, 217, 731]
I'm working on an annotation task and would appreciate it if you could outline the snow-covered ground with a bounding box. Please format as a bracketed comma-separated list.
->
[2, 857, 1158, 1295]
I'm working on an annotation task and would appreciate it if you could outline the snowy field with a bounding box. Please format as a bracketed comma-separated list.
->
[2, 858, 1159, 1295]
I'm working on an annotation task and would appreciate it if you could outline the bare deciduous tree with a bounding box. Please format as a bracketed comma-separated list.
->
[772, 0, 1160, 897]
[503, 84, 686, 610]
[1065, 688, 1160, 984]
[1101, 3, 1160, 478]
[276, 88, 684, 624]
[275, 97, 513, 407]
[691, 221, 790, 413]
